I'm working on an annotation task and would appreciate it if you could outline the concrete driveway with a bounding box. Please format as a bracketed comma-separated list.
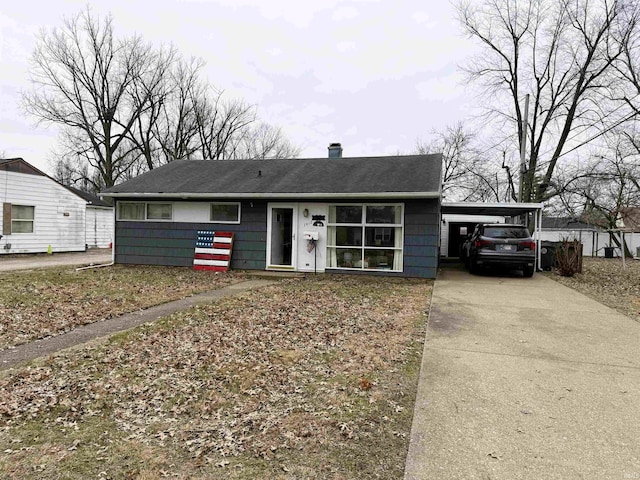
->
[0, 248, 112, 272]
[405, 264, 640, 479]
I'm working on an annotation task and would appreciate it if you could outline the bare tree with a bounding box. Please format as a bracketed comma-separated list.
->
[195, 94, 255, 160]
[22, 8, 165, 188]
[416, 123, 506, 201]
[229, 121, 301, 159]
[154, 58, 206, 163]
[26, 7, 301, 186]
[555, 130, 640, 254]
[457, 0, 640, 205]
[125, 46, 179, 171]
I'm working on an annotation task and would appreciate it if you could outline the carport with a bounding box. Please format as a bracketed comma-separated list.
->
[440, 202, 544, 270]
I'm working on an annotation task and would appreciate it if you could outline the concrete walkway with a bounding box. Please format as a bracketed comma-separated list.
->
[405, 265, 640, 480]
[0, 279, 274, 371]
[0, 249, 112, 272]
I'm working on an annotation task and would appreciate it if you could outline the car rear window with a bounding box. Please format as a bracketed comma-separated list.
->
[482, 226, 530, 239]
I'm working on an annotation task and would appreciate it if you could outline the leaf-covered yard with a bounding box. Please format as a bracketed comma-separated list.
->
[0, 266, 244, 349]
[0, 275, 431, 479]
[547, 257, 640, 322]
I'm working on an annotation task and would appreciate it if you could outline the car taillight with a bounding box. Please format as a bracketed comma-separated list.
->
[519, 241, 536, 250]
[475, 239, 491, 248]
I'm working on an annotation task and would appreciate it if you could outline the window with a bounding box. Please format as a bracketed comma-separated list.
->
[11, 205, 35, 234]
[327, 204, 403, 271]
[118, 202, 145, 220]
[210, 203, 240, 223]
[118, 202, 172, 221]
[147, 203, 172, 220]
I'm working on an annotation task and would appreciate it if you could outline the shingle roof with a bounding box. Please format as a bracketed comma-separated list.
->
[66, 186, 112, 207]
[541, 217, 600, 230]
[0, 158, 44, 176]
[101, 154, 442, 199]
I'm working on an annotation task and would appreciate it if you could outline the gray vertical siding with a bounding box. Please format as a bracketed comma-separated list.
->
[115, 201, 267, 269]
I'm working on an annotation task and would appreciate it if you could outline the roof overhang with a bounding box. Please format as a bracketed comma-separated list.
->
[101, 191, 442, 200]
[441, 202, 544, 217]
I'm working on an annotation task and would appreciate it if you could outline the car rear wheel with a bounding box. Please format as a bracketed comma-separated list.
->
[469, 259, 479, 274]
[523, 265, 534, 278]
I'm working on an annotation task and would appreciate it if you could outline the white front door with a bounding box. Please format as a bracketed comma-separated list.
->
[267, 203, 297, 269]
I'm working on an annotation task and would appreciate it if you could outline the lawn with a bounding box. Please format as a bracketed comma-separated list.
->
[546, 257, 640, 322]
[0, 275, 431, 479]
[0, 266, 245, 350]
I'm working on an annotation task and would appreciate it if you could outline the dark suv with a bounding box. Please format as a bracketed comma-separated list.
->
[463, 224, 536, 277]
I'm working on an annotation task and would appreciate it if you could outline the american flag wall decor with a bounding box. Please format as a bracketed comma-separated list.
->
[193, 230, 234, 271]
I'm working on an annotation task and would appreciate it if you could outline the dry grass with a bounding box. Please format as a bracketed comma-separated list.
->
[0, 275, 431, 479]
[0, 266, 244, 349]
[546, 257, 640, 321]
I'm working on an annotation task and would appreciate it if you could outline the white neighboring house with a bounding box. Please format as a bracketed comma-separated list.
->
[537, 217, 604, 256]
[66, 186, 114, 249]
[0, 158, 87, 254]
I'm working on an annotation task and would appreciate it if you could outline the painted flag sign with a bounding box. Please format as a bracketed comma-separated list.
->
[193, 230, 234, 271]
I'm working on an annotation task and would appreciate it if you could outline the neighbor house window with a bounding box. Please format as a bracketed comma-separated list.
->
[327, 204, 403, 271]
[118, 202, 172, 221]
[11, 205, 35, 234]
[210, 202, 240, 223]
[146, 203, 172, 220]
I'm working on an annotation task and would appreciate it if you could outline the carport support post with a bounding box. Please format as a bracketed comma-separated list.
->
[535, 208, 542, 271]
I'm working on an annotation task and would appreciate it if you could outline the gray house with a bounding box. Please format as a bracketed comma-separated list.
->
[101, 151, 443, 278]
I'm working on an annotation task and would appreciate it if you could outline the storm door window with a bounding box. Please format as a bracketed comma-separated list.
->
[327, 204, 403, 271]
[11, 205, 35, 233]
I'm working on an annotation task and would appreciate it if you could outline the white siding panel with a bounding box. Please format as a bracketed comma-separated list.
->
[86, 207, 114, 248]
[173, 203, 211, 222]
[0, 171, 86, 254]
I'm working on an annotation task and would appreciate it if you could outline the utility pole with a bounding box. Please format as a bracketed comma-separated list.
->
[518, 94, 530, 204]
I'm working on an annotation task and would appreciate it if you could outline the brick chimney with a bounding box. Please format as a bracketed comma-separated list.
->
[328, 143, 343, 158]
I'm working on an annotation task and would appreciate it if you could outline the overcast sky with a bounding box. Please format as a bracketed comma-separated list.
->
[0, 0, 478, 174]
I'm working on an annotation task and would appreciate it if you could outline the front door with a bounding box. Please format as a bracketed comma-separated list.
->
[267, 204, 297, 269]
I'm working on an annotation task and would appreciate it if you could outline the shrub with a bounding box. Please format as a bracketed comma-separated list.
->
[555, 239, 583, 277]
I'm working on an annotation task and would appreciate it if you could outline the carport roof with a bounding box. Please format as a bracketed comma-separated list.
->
[441, 202, 543, 217]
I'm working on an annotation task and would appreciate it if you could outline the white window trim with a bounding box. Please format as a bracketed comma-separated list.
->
[11, 205, 35, 234]
[209, 202, 241, 224]
[326, 203, 404, 272]
[117, 202, 173, 222]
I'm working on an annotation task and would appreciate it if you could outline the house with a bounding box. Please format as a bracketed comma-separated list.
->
[0, 158, 86, 254]
[66, 186, 114, 249]
[101, 148, 443, 278]
[615, 208, 640, 258]
[538, 216, 604, 256]
[617, 207, 640, 232]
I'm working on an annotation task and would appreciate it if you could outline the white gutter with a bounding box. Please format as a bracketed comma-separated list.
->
[101, 191, 442, 200]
